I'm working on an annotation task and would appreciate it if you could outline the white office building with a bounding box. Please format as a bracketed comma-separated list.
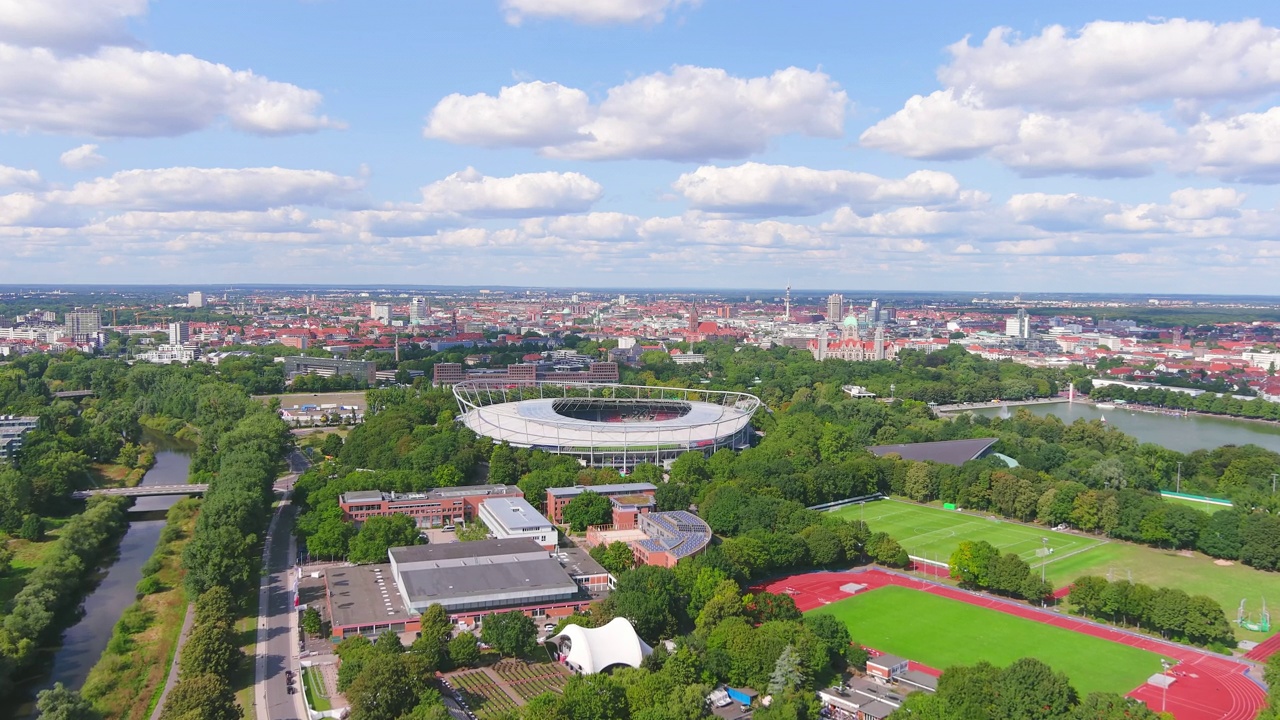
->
[370, 302, 392, 323]
[188, 291, 206, 308]
[478, 496, 558, 549]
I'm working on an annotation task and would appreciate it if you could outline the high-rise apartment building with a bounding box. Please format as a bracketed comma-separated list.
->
[826, 293, 844, 322]
[168, 321, 190, 346]
[64, 308, 101, 341]
[188, 291, 205, 308]
[370, 302, 392, 323]
[409, 297, 428, 325]
[1004, 308, 1030, 339]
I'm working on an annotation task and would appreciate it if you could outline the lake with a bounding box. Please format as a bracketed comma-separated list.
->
[966, 401, 1280, 455]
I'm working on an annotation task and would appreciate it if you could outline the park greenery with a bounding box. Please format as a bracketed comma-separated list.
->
[3, 336, 1280, 720]
[1068, 576, 1234, 648]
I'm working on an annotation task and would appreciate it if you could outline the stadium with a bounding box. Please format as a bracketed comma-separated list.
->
[452, 381, 762, 468]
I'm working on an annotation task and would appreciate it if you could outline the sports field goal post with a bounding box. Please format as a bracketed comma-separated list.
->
[1238, 597, 1272, 633]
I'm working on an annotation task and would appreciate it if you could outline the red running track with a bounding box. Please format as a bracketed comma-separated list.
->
[757, 569, 1266, 720]
[1244, 632, 1280, 662]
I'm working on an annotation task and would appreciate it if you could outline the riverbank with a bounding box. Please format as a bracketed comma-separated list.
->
[81, 498, 200, 720]
[1102, 401, 1280, 430]
[933, 397, 1069, 414]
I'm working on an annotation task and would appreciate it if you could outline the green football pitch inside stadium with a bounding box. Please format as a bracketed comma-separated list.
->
[831, 498, 1102, 566]
[809, 585, 1167, 697]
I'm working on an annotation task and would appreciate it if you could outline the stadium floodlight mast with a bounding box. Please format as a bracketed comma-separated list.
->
[1040, 538, 1048, 582]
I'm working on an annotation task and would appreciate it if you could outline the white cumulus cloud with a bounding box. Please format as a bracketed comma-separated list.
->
[860, 89, 1020, 160]
[50, 167, 365, 211]
[672, 163, 962, 215]
[0, 45, 342, 137]
[60, 143, 106, 170]
[0, 0, 148, 52]
[0, 165, 42, 189]
[419, 167, 603, 217]
[941, 19, 1280, 109]
[866, 18, 1280, 181]
[501, 0, 699, 25]
[426, 66, 847, 161]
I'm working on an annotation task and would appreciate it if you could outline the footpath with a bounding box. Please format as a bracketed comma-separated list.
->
[148, 603, 196, 720]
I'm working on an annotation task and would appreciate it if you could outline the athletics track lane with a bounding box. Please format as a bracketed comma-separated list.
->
[757, 569, 1266, 720]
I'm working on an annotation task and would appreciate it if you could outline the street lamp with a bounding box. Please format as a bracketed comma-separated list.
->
[1160, 659, 1173, 713]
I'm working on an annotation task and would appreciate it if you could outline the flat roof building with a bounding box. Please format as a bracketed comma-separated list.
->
[281, 356, 377, 385]
[866, 437, 999, 467]
[478, 496, 557, 549]
[0, 415, 39, 459]
[389, 538, 579, 615]
[339, 484, 523, 527]
[546, 482, 657, 523]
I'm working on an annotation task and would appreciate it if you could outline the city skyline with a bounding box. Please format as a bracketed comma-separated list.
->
[7, 2, 1280, 292]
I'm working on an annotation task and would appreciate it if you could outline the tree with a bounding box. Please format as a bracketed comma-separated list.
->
[561, 491, 612, 532]
[160, 673, 239, 720]
[804, 613, 851, 671]
[767, 644, 804, 697]
[949, 540, 998, 588]
[448, 633, 481, 668]
[1068, 576, 1109, 617]
[179, 623, 243, 679]
[348, 513, 421, 564]
[994, 657, 1077, 720]
[195, 586, 237, 629]
[301, 607, 323, 637]
[1182, 594, 1233, 647]
[36, 683, 101, 720]
[557, 673, 629, 720]
[346, 655, 422, 720]
[800, 525, 843, 566]
[481, 611, 537, 657]
[866, 532, 910, 568]
[590, 541, 636, 576]
[1071, 693, 1159, 720]
[487, 443, 519, 486]
[306, 515, 355, 560]
[1198, 508, 1244, 559]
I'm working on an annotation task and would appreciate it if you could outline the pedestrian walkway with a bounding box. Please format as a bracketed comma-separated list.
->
[149, 602, 196, 720]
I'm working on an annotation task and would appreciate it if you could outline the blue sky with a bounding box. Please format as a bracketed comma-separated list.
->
[6, 1, 1280, 293]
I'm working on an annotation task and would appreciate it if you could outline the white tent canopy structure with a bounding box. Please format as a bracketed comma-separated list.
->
[548, 617, 652, 674]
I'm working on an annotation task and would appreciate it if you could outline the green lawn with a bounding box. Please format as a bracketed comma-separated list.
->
[835, 498, 1280, 643]
[1038, 542, 1280, 644]
[302, 666, 332, 712]
[832, 499, 1103, 565]
[810, 586, 1166, 697]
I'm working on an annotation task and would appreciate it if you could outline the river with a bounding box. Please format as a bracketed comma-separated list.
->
[965, 401, 1280, 455]
[38, 431, 194, 697]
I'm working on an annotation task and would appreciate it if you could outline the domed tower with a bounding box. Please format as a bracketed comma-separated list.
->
[841, 314, 861, 341]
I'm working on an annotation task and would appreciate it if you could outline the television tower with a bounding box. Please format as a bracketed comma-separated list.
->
[783, 282, 791, 322]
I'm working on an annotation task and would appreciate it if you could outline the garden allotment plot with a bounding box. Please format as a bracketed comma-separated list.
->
[833, 499, 1104, 566]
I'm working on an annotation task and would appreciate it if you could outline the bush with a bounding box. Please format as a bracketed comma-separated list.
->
[18, 514, 44, 541]
[117, 604, 154, 635]
[160, 524, 185, 544]
[136, 575, 164, 596]
[140, 556, 164, 577]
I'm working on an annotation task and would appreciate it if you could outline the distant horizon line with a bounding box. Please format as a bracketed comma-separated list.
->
[2, 284, 1280, 301]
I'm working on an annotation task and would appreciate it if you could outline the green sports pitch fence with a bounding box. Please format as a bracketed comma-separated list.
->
[831, 498, 1105, 569]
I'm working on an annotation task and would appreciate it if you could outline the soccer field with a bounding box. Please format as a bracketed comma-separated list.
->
[832, 499, 1103, 566]
[809, 585, 1167, 697]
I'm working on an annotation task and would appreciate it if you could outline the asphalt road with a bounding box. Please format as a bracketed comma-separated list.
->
[254, 450, 310, 720]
